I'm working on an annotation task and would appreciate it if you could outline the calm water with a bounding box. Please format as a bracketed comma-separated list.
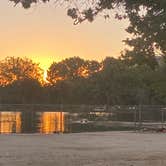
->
[0, 111, 115, 134]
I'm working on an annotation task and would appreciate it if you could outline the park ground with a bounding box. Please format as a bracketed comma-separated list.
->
[0, 131, 166, 166]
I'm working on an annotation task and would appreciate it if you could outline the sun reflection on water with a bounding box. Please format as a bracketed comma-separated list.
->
[0, 112, 65, 134]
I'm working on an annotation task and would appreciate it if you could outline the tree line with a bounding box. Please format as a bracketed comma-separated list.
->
[0, 56, 166, 105]
[6, 0, 166, 105]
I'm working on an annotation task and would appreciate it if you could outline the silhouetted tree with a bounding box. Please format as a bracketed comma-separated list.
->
[47, 57, 101, 84]
[1, 56, 166, 105]
[0, 78, 43, 104]
[0, 57, 43, 86]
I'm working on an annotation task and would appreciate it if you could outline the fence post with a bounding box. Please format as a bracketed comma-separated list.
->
[161, 109, 164, 128]
[134, 107, 137, 131]
[138, 104, 142, 129]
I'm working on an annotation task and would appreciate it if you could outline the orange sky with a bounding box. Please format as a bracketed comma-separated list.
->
[0, 1, 129, 71]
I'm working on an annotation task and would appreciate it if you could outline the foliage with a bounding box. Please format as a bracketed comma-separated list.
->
[3, 1, 166, 105]
[0, 78, 43, 104]
[1, 56, 166, 105]
[0, 57, 43, 86]
[47, 57, 101, 84]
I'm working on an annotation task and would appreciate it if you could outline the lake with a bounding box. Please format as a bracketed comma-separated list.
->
[0, 111, 120, 134]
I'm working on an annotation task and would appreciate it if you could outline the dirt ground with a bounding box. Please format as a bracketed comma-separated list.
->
[0, 131, 166, 166]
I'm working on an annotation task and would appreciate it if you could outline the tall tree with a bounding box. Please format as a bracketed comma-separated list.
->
[47, 57, 100, 84]
[0, 57, 43, 86]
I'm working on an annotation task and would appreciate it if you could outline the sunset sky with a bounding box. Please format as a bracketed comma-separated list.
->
[0, 1, 129, 71]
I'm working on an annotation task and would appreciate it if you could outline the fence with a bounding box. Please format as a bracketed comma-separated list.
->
[105, 105, 166, 131]
[0, 104, 166, 132]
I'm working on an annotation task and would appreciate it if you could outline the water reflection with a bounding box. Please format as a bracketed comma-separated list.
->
[0, 111, 130, 134]
[0, 112, 21, 133]
[0, 112, 66, 134]
[40, 112, 65, 134]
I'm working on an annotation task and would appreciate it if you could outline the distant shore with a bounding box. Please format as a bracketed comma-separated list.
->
[0, 131, 166, 166]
